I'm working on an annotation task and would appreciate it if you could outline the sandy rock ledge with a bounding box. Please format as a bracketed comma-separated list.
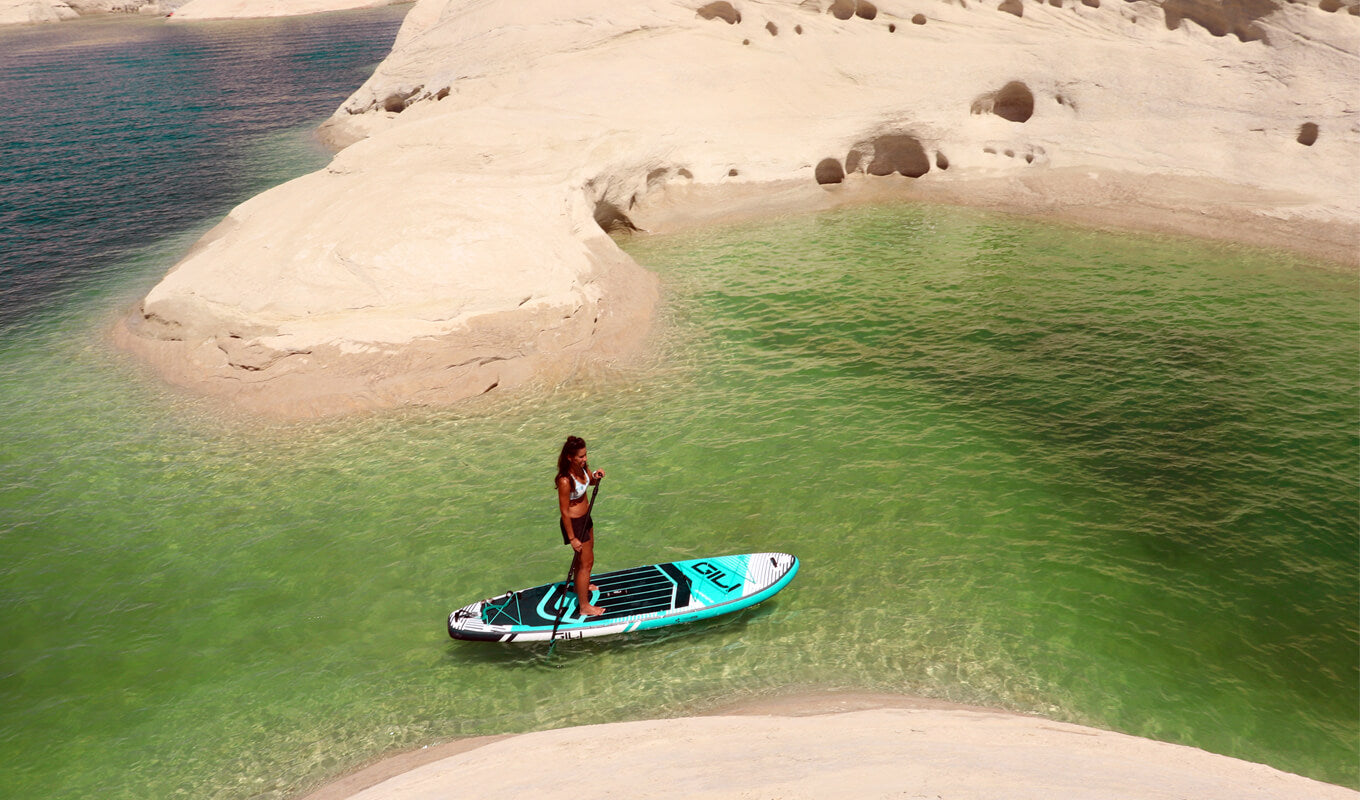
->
[116, 0, 1360, 418]
[301, 707, 1360, 800]
[0, 0, 176, 24]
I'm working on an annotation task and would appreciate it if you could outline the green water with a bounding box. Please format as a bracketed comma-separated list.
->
[1, 204, 1356, 798]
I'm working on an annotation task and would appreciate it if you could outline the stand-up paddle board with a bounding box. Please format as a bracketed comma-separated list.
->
[448, 552, 798, 642]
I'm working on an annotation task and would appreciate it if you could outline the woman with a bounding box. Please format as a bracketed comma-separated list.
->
[557, 436, 606, 617]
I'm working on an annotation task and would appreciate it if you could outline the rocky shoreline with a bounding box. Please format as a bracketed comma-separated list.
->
[0, 0, 410, 25]
[107, 0, 1359, 418]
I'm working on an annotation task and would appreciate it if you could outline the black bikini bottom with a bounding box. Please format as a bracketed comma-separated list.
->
[560, 512, 593, 545]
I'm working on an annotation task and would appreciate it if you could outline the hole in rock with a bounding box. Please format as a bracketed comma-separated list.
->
[847, 134, 931, 178]
[767, 20, 779, 34]
[857, 1, 878, 19]
[815, 157, 846, 184]
[999, 0, 1023, 16]
[972, 81, 1035, 123]
[935, 151, 950, 170]
[728, 168, 740, 176]
[594, 201, 639, 234]
[912, 13, 927, 23]
[697, 1, 741, 24]
[1161, 0, 1276, 43]
[1297, 122, 1319, 146]
[829, 0, 855, 19]
[382, 86, 421, 113]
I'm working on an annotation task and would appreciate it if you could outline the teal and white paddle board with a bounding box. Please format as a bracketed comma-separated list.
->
[447, 552, 798, 642]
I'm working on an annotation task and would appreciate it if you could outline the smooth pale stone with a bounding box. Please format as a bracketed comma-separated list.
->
[335, 709, 1360, 800]
[120, 0, 1360, 417]
[0, 0, 77, 24]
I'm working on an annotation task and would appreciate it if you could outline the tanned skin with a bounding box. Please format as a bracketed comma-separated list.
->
[558, 445, 605, 616]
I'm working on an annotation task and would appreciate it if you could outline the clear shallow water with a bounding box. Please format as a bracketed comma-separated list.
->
[1, 13, 1358, 800]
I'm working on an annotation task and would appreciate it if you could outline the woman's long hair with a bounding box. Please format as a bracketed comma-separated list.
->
[556, 436, 587, 480]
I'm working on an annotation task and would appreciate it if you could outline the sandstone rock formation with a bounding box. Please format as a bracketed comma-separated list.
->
[0, 0, 78, 24]
[0, 0, 406, 23]
[65, 0, 168, 13]
[118, 0, 1360, 417]
[169, 0, 409, 21]
[319, 707, 1360, 800]
[0, 0, 191, 24]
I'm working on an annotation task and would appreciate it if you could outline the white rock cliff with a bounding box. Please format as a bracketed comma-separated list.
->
[0, 0, 183, 25]
[117, 0, 1360, 417]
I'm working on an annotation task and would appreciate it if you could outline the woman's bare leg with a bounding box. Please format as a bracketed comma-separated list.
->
[575, 538, 605, 616]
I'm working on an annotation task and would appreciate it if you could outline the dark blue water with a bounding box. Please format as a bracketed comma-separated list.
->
[0, 8, 408, 332]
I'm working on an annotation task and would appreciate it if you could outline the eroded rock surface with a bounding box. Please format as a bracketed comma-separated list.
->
[119, 0, 1360, 416]
[0, 0, 175, 24]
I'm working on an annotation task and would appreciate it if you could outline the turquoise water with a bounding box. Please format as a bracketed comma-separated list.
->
[2, 13, 1358, 800]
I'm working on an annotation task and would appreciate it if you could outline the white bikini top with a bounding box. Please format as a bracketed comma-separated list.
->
[568, 468, 590, 501]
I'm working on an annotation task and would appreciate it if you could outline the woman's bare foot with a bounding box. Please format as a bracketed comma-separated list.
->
[581, 603, 607, 617]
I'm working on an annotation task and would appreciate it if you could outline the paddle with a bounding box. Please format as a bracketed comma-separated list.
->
[548, 475, 601, 653]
